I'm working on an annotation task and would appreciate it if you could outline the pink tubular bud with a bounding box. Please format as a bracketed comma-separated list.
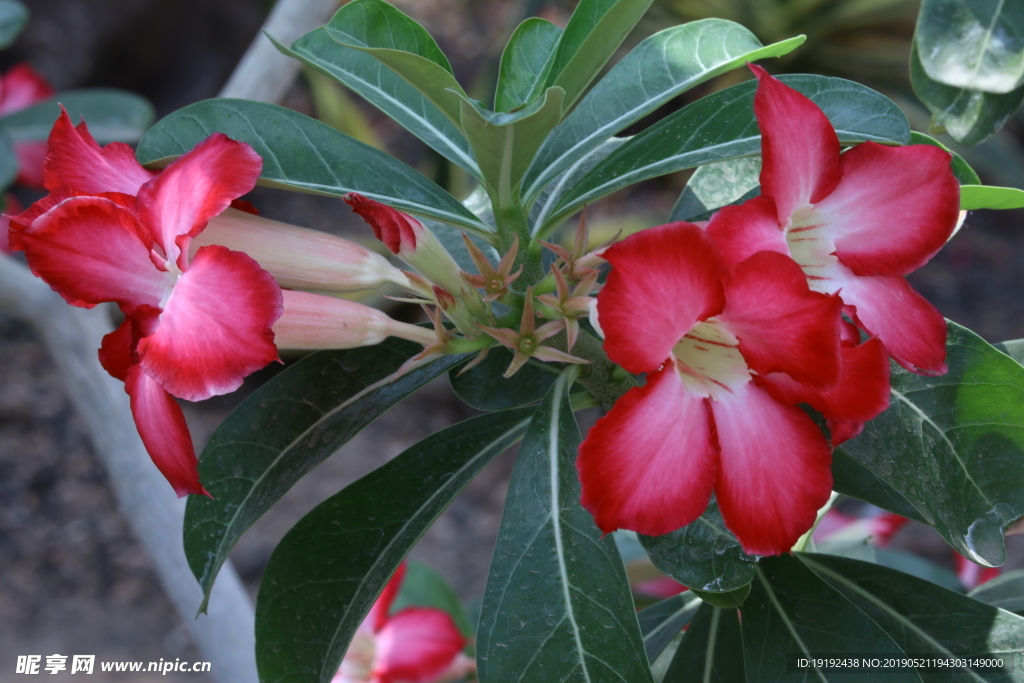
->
[191, 208, 410, 293]
[274, 291, 436, 350]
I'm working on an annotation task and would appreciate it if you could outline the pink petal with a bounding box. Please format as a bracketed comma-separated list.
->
[15, 196, 169, 311]
[369, 564, 406, 632]
[815, 141, 960, 276]
[373, 608, 466, 683]
[577, 365, 717, 536]
[719, 251, 842, 388]
[136, 133, 262, 266]
[711, 382, 833, 555]
[344, 193, 419, 255]
[124, 364, 208, 497]
[751, 64, 842, 223]
[705, 195, 787, 268]
[0, 63, 54, 115]
[14, 140, 47, 188]
[598, 222, 725, 374]
[42, 109, 155, 194]
[137, 245, 282, 401]
[833, 270, 947, 375]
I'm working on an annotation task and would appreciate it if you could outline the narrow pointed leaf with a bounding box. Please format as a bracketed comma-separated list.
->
[916, 0, 1024, 94]
[960, 185, 1024, 210]
[744, 555, 920, 682]
[638, 592, 702, 663]
[0, 90, 154, 143]
[669, 156, 760, 222]
[495, 18, 562, 113]
[910, 131, 982, 185]
[549, 75, 910, 224]
[524, 21, 803, 204]
[255, 407, 533, 683]
[543, 0, 654, 112]
[803, 553, 1024, 679]
[135, 99, 492, 235]
[968, 570, 1024, 614]
[449, 347, 558, 411]
[639, 499, 756, 593]
[838, 321, 1024, 567]
[0, 0, 27, 50]
[182, 339, 468, 610]
[477, 372, 654, 683]
[664, 605, 745, 683]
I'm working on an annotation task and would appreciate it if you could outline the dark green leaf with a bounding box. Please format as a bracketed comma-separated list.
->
[255, 407, 533, 683]
[449, 347, 558, 410]
[639, 499, 756, 593]
[638, 592, 702, 663]
[524, 20, 802, 206]
[803, 553, 1024, 679]
[664, 604, 745, 683]
[916, 0, 1024, 94]
[831, 448, 927, 524]
[551, 75, 910, 223]
[743, 555, 920, 682]
[0, 0, 27, 50]
[0, 131, 17, 190]
[669, 156, 760, 222]
[969, 570, 1024, 614]
[0, 90, 154, 143]
[135, 99, 492, 235]
[390, 560, 474, 638]
[691, 584, 750, 609]
[495, 17, 562, 113]
[530, 136, 628, 234]
[873, 548, 965, 593]
[183, 339, 467, 610]
[910, 131, 981, 185]
[912, 43, 1024, 146]
[961, 185, 1024, 210]
[838, 321, 1024, 567]
[477, 372, 654, 683]
[543, 0, 654, 112]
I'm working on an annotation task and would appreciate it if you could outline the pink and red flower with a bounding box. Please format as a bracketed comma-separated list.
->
[577, 222, 890, 555]
[706, 65, 960, 376]
[1, 63, 55, 188]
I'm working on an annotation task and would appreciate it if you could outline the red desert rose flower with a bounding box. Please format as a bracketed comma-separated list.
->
[577, 223, 890, 555]
[706, 65, 960, 376]
[0, 63, 55, 188]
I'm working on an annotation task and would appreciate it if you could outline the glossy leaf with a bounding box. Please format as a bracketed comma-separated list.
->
[390, 560, 475, 638]
[831, 449, 927, 524]
[543, 0, 654, 112]
[524, 20, 803, 205]
[550, 75, 910, 224]
[255, 407, 533, 683]
[669, 156, 760, 222]
[691, 584, 750, 609]
[0, 89, 154, 143]
[275, 11, 481, 178]
[182, 339, 467, 610]
[968, 569, 1024, 614]
[803, 553, 1024, 677]
[909, 131, 981, 185]
[638, 592, 702, 663]
[449, 347, 557, 411]
[477, 372, 654, 683]
[961, 185, 1024, 210]
[135, 99, 492, 235]
[916, 0, 1024, 94]
[639, 499, 756, 593]
[839, 321, 1024, 567]
[743, 555, 919, 682]
[0, 131, 17, 190]
[912, 44, 1024, 146]
[495, 18, 562, 113]
[0, 0, 27, 50]
[663, 605, 745, 683]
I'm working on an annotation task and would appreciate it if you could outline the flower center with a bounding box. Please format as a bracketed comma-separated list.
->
[785, 204, 840, 295]
[339, 627, 376, 682]
[672, 319, 751, 400]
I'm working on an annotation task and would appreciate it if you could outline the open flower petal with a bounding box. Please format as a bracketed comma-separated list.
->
[137, 245, 282, 402]
[705, 195, 787, 268]
[0, 63, 53, 114]
[373, 608, 467, 683]
[599, 223, 725, 373]
[711, 382, 833, 555]
[578, 365, 717, 536]
[815, 141, 960, 276]
[15, 140, 47, 188]
[99, 317, 135, 382]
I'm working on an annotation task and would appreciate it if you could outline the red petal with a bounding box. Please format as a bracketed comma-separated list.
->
[758, 336, 890, 424]
[16, 196, 169, 311]
[825, 420, 863, 447]
[751, 64, 842, 222]
[834, 270, 947, 375]
[99, 317, 135, 382]
[705, 195, 787, 268]
[598, 222, 725, 373]
[816, 142, 960, 276]
[369, 564, 406, 633]
[136, 133, 262, 266]
[137, 245, 282, 401]
[344, 193, 419, 255]
[0, 63, 54, 115]
[373, 608, 466, 683]
[124, 364, 208, 497]
[42, 108, 155, 194]
[720, 251, 842, 388]
[711, 382, 833, 555]
[14, 140, 47, 188]
[578, 365, 717, 536]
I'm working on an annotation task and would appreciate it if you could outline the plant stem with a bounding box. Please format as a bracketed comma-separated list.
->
[493, 201, 544, 288]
